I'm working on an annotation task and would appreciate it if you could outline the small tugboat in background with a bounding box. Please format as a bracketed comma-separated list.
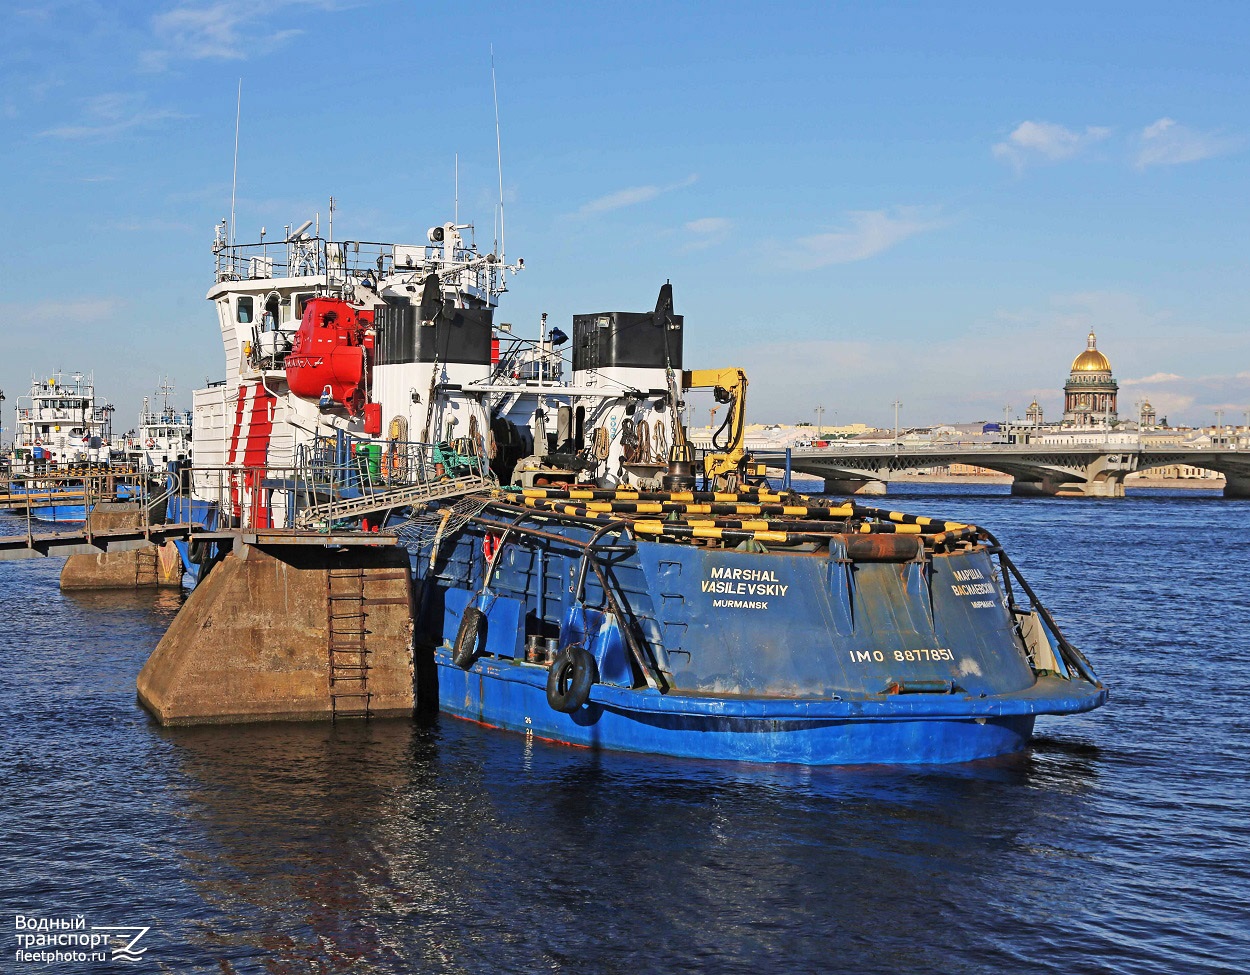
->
[12, 372, 113, 468]
[175, 210, 1107, 764]
[124, 379, 192, 471]
[6, 372, 116, 523]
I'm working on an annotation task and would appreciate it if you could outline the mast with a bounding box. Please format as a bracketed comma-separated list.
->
[491, 48, 505, 263]
[230, 79, 242, 248]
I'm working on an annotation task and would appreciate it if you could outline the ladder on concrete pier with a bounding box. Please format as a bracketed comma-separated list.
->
[295, 473, 494, 529]
[326, 566, 372, 720]
[135, 546, 159, 587]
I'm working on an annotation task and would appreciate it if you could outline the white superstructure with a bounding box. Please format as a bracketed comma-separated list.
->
[191, 216, 519, 525]
[125, 381, 193, 470]
[14, 372, 113, 466]
[193, 208, 707, 528]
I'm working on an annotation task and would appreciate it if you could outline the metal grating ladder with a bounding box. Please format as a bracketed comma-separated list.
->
[327, 566, 372, 720]
[135, 546, 159, 587]
[295, 473, 494, 528]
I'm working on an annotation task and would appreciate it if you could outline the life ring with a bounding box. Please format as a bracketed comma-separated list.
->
[452, 606, 484, 669]
[545, 645, 598, 713]
[482, 532, 502, 563]
[146, 438, 156, 449]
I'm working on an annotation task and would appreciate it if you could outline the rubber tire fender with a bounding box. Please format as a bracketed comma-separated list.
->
[187, 538, 209, 565]
[545, 645, 598, 713]
[452, 606, 484, 670]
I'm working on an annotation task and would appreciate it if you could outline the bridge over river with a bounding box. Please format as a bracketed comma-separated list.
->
[751, 443, 1250, 498]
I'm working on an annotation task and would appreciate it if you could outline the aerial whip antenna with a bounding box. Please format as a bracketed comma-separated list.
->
[491, 47, 505, 261]
[230, 78, 242, 248]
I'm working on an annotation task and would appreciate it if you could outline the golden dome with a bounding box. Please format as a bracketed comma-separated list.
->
[1071, 329, 1111, 373]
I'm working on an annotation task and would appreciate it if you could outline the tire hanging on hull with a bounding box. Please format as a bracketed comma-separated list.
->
[546, 645, 598, 713]
[452, 606, 484, 670]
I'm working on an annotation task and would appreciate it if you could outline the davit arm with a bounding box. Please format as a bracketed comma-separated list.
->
[682, 367, 749, 488]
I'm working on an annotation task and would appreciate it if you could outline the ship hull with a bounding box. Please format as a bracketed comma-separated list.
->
[435, 650, 1108, 764]
[414, 504, 1107, 766]
[29, 504, 87, 524]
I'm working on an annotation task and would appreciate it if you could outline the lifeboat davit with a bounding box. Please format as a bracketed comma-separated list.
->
[284, 297, 374, 416]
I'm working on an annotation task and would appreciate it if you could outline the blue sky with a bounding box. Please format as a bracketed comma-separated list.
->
[2, 0, 1247, 431]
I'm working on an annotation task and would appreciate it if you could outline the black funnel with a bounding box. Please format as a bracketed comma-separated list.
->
[418, 273, 443, 324]
[653, 281, 675, 326]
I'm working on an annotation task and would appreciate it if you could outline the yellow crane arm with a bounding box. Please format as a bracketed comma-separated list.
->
[682, 368, 749, 484]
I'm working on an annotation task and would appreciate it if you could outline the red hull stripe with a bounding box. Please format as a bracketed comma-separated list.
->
[226, 384, 248, 466]
[243, 385, 275, 467]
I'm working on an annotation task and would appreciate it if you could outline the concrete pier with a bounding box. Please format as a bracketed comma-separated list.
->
[1011, 475, 1126, 498]
[1224, 476, 1250, 499]
[822, 477, 888, 496]
[137, 544, 414, 725]
[60, 502, 184, 590]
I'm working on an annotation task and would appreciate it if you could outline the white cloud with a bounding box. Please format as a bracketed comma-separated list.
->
[686, 217, 730, 235]
[1135, 117, 1237, 168]
[37, 92, 186, 140]
[1122, 372, 1183, 386]
[794, 207, 941, 269]
[140, 1, 340, 71]
[992, 120, 1111, 172]
[2, 298, 123, 325]
[116, 218, 195, 233]
[0, 298, 126, 361]
[681, 217, 732, 251]
[575, 175, 698, 217]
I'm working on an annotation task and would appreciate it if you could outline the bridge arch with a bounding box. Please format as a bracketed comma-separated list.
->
[757, 445, 1250, 498]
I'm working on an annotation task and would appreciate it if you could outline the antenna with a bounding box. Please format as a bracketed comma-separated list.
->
[230, 79, 242, 248]
[491, 46, 505, 261]
[455, 153, 459, 226]
[157, 377, 175, 412]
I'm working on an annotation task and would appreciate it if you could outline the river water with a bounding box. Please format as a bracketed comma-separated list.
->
[1, 484, 1247, 974]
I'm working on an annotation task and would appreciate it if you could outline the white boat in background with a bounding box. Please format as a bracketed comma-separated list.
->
[125, 380, 192, 470]
[13, 372, 113, 468]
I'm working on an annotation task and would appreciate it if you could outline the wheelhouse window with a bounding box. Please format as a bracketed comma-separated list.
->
[237, 296, 254, 324]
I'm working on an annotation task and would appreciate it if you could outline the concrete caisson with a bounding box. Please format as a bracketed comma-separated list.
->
[137, 543, 415, 725]
[60, 501, 184, 590]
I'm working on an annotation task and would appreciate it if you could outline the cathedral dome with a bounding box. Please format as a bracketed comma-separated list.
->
[1071, 329, 1111, 373]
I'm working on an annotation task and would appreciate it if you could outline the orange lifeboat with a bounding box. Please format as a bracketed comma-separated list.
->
[284, 297, 375, 416]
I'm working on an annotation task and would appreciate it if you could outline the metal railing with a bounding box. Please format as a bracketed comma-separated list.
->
[175, 436, 494, 532]
[0, 468, 164, 551]
[3, 431, 497, 545]
[212, 235, 510, 300]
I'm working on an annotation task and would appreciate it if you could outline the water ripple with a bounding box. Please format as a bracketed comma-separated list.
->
[1, 491, 1248, 973]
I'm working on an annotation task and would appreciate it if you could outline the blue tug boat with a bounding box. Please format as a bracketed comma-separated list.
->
[415, 486, 1105, 765]
[183, 214, 1106, 764]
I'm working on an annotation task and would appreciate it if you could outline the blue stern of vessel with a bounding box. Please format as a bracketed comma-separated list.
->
[415, 499, 1108, 766]
[434, 650, 1105, 765]
[30, 504, 87, 524]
